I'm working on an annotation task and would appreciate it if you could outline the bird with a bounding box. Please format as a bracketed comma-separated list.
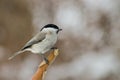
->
[8, 24, 62, 64]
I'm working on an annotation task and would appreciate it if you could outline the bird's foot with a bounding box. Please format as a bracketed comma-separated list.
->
[44, 57, 49, 65]
[41, 54, 49, 64]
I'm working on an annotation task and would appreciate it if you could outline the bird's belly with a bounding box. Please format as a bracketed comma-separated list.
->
[31, 37, 57, 54]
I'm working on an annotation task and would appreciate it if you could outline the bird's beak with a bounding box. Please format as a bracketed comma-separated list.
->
[59, 29, 62, 31]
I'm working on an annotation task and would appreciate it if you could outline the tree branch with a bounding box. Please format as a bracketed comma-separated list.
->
[32, 49, 59, 80]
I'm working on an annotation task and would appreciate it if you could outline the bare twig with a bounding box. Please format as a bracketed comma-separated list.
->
[32, 49, 59, 80]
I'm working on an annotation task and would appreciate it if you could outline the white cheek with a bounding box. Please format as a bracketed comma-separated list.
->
[43, 28, 57, 33]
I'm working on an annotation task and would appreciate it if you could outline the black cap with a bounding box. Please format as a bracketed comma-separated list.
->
[41, 24, 59, 31]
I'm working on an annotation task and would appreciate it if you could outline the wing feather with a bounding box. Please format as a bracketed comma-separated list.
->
[21, 32, 46, 50]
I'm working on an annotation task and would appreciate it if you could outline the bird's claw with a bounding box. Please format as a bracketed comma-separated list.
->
[44, 57, 49, 65]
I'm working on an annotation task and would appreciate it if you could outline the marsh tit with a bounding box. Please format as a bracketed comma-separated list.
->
[8, 24, 62, 64]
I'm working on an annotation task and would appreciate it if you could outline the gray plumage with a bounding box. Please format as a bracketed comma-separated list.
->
[8, 32, 46, 60]
[21, 32, 46, 50]
[8, 24, 62, 61]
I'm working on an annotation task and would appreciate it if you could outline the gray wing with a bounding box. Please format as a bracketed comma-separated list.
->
[21, 32, 46, 50]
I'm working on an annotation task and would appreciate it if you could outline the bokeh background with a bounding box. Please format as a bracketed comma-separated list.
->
[1, 0, 120, 80]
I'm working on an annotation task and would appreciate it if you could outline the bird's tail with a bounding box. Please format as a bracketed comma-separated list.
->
[8, 50, 25, 60]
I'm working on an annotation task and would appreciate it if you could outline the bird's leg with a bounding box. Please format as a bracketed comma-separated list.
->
[51, 47, 57, 50]
[41, 54, 49, 64]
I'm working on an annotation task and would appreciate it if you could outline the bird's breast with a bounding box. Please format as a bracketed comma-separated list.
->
[31, 34, 58, 54]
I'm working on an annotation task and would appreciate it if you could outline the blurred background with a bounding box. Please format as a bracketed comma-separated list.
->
[1, 0, 120, 80]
